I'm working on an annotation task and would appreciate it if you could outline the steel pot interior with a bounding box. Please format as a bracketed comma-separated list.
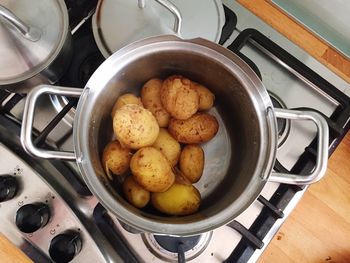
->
[74, 36, 276, 235]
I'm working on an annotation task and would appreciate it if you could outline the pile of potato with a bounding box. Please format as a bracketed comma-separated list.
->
[102, 75, 218, 216]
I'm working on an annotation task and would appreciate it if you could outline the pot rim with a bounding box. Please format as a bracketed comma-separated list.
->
[0, 0, 70, 86]
[73, 35, 278, 235]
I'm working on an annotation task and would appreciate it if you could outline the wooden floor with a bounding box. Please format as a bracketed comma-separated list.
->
[237, 0, 350, 262]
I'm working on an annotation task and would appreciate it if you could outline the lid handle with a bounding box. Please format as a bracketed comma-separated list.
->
[0, 5, 41, 42]
[138, 0, 182, 35]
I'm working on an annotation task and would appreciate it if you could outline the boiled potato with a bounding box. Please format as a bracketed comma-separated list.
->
[160, 75, 199, 120]
[111, 93, 143, 118]
[168, 113, 219, 144]
[123, 176, 150, 208]
[152, 128, 181, 166]
[102, 140, 131, 180]
[191, 82, 215, 111]
[179, 145, 204, 183]
[130, 147, 175, 192]
[113, 104, 159, 149]
[151, 183, 201, 215]
[141, 79, 170, 127]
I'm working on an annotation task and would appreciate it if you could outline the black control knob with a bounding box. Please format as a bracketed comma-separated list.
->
[0, 175, 18, 202]
[15, 203, 50, 233]
[49, 230, 82, 263]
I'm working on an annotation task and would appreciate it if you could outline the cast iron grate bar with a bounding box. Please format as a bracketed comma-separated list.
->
[257, 196, 284, 219]
[227, 221, 264, 249]
[1, 94, 26, 113]
[34, 99, 77, 147]
[219, 5, 237, 45]
[0, 90, 11, 106]
[228, 184, 298, 262]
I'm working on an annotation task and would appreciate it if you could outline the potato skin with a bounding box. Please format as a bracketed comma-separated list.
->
[151, 183, 201, 215]
[174, 167, 192, 185]
[168, 113, 219, 144]
[111, 93, 143, 118]
[179, 145, 204, 183]
[113, 104, 159, 149]
[123, 176, 150, 208]
[160, 75, 199, 120]
[141, 79, 170, 127]
[130, 147, 175, 192]
[102, 140, 131, 179]
[191, 82, 215, 111]
[152, 128, 181, 167]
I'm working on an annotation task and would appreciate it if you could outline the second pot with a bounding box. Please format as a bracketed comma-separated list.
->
[0, 0, 72, 93]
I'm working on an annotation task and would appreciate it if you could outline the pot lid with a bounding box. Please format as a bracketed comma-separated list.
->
[0, 0, 68, 84]
[92, 0, 225, 58]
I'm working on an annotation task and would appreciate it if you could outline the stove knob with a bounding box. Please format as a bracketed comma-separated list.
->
[0, 175, 18, 202]
[49, 231, 82, 263]
[15, 203, 50, 233]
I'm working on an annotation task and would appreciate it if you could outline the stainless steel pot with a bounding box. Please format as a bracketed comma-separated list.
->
[20, 35, 329, 236]
[0, 0, 72, 93]
[92, 0, 225, 58]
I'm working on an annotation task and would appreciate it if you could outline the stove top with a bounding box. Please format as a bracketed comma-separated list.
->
[0, 1, 349, 263]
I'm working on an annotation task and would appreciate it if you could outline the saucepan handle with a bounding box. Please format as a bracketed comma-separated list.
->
[268, 108, 329, 185]
[0, 5, 41, 41]
[137, 0, 182, 35]
[20, 85, 82, 161]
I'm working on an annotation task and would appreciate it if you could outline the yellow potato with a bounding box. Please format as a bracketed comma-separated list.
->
[151, 183, 201, 216]
[130, 147, 175, 192]
[160, 75, 199, 120]
[152, 128, 181, 166]
[168, 113, 219, 144]
[179, 145, 204, 183]
[123, 176, 150, 208]
[113, 104, 159, 149]
[111, 93, 143, 118]
[102, 140, 131, 180]
[191, 82, 215, 111]
[141, 79, 170, 127]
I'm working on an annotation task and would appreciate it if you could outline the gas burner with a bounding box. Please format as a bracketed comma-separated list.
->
[154, 235, 201, 253]
[269, 92, 291, 147]
[142, 232, 212, 262]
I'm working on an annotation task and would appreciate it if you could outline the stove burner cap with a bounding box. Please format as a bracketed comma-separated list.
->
[269, 92, 291, 147]
[154, 235, 201, 253]
[142, 231, 212, 261]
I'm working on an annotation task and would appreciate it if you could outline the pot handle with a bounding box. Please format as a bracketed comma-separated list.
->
[20, 85, 82, 161]
[0, 5, 41, 41]
[137, 0, 182, 35]
[268, 108, 329, 185]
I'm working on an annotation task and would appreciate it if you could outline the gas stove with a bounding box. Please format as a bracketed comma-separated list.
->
[0, 1, 349, 263]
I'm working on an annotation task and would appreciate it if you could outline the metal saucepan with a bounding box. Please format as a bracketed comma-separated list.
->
[0, 0, 72, 93]
[92, 0, 225, 58]
[20, 35, 329, 236]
